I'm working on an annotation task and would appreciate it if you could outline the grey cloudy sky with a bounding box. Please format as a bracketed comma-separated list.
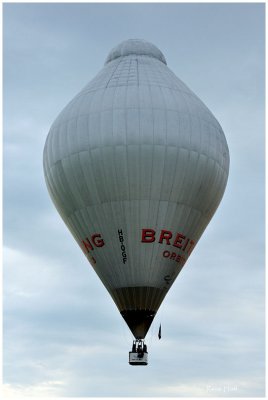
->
[3, 2, 265, 398]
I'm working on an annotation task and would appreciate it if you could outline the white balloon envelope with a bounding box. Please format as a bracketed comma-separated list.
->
[43, 39, 229, 341]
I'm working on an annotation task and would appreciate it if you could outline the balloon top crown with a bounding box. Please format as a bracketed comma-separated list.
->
[105, 39, 167, 65]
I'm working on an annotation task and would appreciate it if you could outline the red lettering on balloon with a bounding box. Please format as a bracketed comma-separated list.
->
[176, 254, 186, 264]
[173, 233, 186, 249]
[186, 240, 195, 255]
[182, 238, 189, 251]
[141, 229, 156, 243]
[92, 234, 105, 247]
[162, 250, 186, 265]
[159, 230, 173, 245]
[81, 233, 105, 257]
[91, 255, 96, 264]
[141, 228, 195, 258]
[82, 237, 94, 253]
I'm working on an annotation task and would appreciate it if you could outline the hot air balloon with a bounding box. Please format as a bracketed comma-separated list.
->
[43, 39, 229, 365]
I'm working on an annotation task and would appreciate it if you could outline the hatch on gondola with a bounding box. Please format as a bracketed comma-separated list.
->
[129, 339, 148, 366]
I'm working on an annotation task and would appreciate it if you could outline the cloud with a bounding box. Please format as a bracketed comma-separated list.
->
[3, 2, 265, 398]
[3, 240, 265, 397]
[2, 382, 65, 398]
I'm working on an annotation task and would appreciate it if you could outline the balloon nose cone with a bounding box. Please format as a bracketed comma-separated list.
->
[121, 310, 156, 339]
[105, 38, 167, 65]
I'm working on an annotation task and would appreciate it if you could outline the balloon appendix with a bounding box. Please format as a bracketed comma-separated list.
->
[43, 39, 229, 365]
